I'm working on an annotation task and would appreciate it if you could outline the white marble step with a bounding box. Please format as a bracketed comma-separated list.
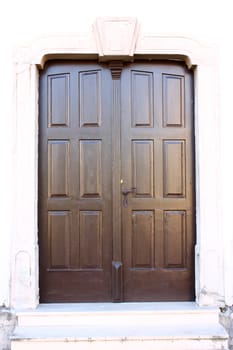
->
[15, 302, 220, 326]
[11, 302, 229, 350]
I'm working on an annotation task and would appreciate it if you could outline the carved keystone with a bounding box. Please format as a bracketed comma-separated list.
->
[109, 61, 123, 80]
[93, 17, 140, 60]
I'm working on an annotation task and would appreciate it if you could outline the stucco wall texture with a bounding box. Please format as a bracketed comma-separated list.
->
[0, 309, 16, 350]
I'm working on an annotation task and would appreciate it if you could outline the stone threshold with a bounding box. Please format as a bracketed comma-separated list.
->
[15, 301, 215, 313]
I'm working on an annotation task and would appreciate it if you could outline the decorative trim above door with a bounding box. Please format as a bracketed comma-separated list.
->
[93, 17, 140, 59]
[15, 17, 207, 69]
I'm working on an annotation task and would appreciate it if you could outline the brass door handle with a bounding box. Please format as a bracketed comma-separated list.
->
[121, 187, 136, 207]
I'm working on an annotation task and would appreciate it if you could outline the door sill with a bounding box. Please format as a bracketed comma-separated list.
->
[15, 301, 220, 324]
[16, 301, 211, 312]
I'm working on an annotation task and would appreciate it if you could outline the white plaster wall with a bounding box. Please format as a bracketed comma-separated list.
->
[0, 28, 14, 307]
[219, 34, 233, 306]
[0, 0, 233, 306]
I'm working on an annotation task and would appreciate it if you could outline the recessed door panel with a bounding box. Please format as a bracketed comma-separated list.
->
[48, 74, 70, 127]
[131, 70, 154, 127]
[79, 210, 103, 270]
[132, 140, 154, 197]
[48, 140, 70, 198]
[163, 139, 186, 197]
[79, 140, 102, 198]
[79, 70, 101, 127]
[131, 210, 155, 269]
[48, 211, 71, 269]
[162, 74, 184, 127]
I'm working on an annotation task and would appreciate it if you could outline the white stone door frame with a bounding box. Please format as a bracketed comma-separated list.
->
[11, 17, 224, 308]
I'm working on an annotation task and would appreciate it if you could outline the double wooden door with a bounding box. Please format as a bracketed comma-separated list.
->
[39, 61, 195, 302]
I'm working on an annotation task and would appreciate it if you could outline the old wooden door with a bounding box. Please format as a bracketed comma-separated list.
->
[121, 63, 195, 301]
[39, 61, 195, 302]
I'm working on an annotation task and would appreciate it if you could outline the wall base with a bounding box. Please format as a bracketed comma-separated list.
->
[0, 308, 16, 350]
[220, 306, 233, 350]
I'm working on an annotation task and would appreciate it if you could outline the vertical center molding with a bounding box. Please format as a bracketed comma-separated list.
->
[110, 61, 123, 301]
